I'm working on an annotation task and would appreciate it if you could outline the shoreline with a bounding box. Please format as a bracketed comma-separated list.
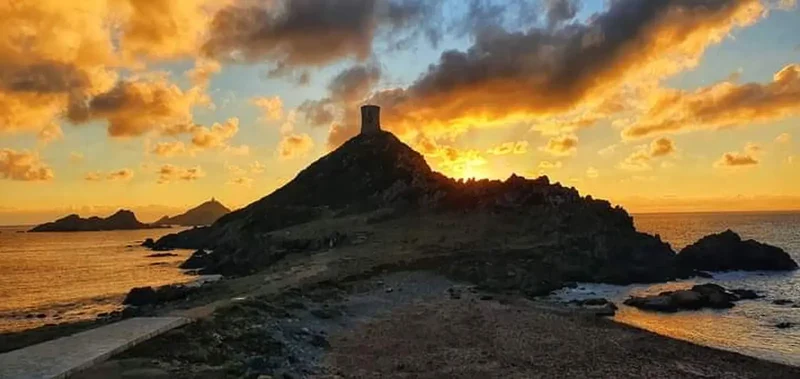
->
[3, 269, 799, 378]
[75, 270, 800, 378]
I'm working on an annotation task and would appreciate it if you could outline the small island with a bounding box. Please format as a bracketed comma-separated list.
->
[29, 210, 163, 232]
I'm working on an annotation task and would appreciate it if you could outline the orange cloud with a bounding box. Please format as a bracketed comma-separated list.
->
[487, 141, 528, 156]
[0, 149, 54, 181]
[151, 141, 188, 157]
[68, 75, 208, 138]
[360, 0, 766, 141]
[157, 164, 206, 184]
[714, 143, 761, 167]
[191, 117, 239, 149]
[619, 137, 677, 171]
[251, 96, 284, 121]
[649, 137, 676, 157]
[541, 135, 578, 157]
[278, 133, 315, 160]
[623, 64, 800, 139]
[85, 168, 135, 182]
[37, 123, 64, 145]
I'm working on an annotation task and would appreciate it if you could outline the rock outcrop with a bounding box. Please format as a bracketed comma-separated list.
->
[154, 199, 231, 227]
[624, 283, 759, 313]
[152, 131, 678, 284]
[677, 230, 798, 272]
[30, 210, 160, 232]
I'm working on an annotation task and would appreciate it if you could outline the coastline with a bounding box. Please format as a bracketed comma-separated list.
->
[3, 265, 799, 378]
[73, 270, 800, 378]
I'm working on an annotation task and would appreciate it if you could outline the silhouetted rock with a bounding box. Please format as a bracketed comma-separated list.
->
[624, 283, 744, 313]
[677, 230, 798, 272]
[730, 289, 761, 300]
[141, 238, 156, 248]
[146, 253, 178, 258]
[122, 284, 197, 306]
[123, 287, 158, 306]
[155, 130, 678, 283]
[776, 322, 794, 329]
[180, 250, 211, 270]
[154, 199, 231, 227]
[30, 210, 160, 232]
[773, 299, 794, 305]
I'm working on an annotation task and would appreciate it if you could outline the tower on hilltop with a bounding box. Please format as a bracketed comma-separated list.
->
[360, 105, 381, 135]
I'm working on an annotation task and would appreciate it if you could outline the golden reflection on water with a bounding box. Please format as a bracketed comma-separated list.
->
[0, 227, 195, 332]
[613, 281, 800, 365]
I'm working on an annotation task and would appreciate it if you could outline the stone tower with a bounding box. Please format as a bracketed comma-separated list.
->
[360, 105, 381, 135]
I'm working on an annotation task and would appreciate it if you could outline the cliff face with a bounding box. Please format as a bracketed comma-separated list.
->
[30, 210, 156, 232]
[155, 199, 231, 227]
[154, 131, 678, 284]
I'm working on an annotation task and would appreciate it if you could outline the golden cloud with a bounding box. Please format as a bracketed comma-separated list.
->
[487, 141, 529, 156]
[360, 0, 766, 142]
[0, 149, 54, 181]
[715, 153, 759, 167]
[191, 117, 239, 148]
[157, 164, 206, 183]
[649, 137, 676, 157]
[151, 141, 189, 157]
[540, 135, 578, 157]
[251, 96, 285, 121]
[37, 123, 64, 145]
[85, 168, 135, 182]
[623, 64, 800, 139]
[619, 137, 677, 171]
[278, 133, 315, 160]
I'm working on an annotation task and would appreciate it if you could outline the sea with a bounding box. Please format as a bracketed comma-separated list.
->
[0, 226, 194, 333]
[0, 212, 798, 366]
[554, 211, 800, 366]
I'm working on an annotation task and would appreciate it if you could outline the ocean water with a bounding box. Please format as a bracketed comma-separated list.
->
[554, 211, 800, 366]
[0, 226, 194, 333]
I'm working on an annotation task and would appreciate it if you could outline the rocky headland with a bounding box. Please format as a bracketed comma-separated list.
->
[29, 210, 164, 232]
[153, 199, 231, 227]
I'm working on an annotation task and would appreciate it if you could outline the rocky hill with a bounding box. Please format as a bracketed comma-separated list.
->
[153, 131, 680, 286]
[30, 210, 160, 232]
[154, 199, 231, 227]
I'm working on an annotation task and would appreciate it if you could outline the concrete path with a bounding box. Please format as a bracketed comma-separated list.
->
[0, 317, 189, 379]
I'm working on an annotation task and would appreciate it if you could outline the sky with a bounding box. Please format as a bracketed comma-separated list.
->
[0, 0, 799, 225]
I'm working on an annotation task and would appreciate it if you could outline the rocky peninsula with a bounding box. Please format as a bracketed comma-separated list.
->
[7, 107, 798, 378]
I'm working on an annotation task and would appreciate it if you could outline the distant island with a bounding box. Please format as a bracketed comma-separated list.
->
[29, 210, 163, 232]
[153, 198, 231, 227]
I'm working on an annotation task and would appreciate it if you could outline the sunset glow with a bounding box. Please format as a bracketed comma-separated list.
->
[1, 0, 799, 225]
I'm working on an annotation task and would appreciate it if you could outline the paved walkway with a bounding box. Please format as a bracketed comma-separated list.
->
[0, 317, 190, 379]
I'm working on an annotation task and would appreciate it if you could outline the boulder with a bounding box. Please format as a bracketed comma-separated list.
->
[180, 249, 212, 270]
[773, 299, 794, 305]
[730, 289, 760, 300]
[677, 230, 798, 272]
[776, 322, 794, 329]
[624, 295, 678, 313]
[141, 238, 156, 248]
[123, 287, 158, 306]
[624, 283, 743, 313]
[670, 290, 705, 310]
